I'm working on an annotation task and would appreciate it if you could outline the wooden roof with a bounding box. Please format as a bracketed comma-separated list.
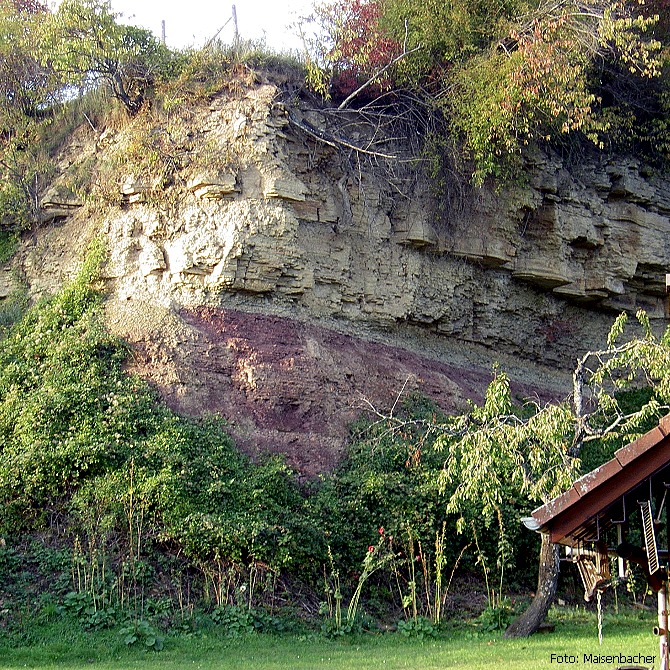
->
[530, 415, 670, 545]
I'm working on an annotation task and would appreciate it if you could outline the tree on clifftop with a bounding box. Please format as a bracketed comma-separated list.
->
[42, 0, 172, 115]
[0, 0, 57, 233]
[0, 0, 54, 125]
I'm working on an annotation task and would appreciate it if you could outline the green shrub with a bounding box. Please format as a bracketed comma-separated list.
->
[0, 242, 318, 582]
[310, 396, 464, 572]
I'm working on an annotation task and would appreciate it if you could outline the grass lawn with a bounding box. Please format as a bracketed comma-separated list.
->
[0, 610, 661, 669]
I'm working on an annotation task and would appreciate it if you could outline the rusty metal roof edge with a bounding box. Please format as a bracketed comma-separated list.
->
[530, 414, 670, 533]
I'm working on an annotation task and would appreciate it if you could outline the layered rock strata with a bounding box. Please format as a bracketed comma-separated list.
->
[12, 80, 670, 471]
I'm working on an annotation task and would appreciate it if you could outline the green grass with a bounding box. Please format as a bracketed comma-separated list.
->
[0, 610, 661, 669]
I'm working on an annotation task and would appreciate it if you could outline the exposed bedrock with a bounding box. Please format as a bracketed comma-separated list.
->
[14, 82, 670, 471]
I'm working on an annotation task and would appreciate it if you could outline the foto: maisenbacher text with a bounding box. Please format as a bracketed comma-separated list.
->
[550, 652, 657, 664]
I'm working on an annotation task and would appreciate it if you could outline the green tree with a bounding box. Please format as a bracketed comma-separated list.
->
[0, 0, 54, 125]
[367, 312, 670, 635]
[433, 311, 670, 636]
[43, 0, 172, 115]
[437, 0, 663, 182]
[382, 0, 523, 67]
[460, 0, 662, 181]
[0, 0, 56, 233]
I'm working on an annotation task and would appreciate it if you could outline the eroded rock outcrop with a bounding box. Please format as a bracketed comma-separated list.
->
[12, 79, 670, 472]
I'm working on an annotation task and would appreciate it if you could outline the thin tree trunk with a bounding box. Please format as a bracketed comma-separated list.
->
[503, 534, 560, 638]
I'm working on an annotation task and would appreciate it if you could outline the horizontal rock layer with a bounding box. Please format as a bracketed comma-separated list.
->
[11, 80, 670, 471]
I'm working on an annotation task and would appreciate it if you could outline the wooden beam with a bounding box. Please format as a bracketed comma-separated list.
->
[539, 433, 670, 543]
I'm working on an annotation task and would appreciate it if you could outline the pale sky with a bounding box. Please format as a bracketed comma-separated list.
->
[108, 0, 315, 52]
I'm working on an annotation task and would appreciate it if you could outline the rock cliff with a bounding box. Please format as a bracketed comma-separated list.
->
[10, 78, 670, 472]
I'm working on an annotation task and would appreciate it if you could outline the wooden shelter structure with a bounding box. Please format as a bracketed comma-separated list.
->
[527, 415, 670, 670]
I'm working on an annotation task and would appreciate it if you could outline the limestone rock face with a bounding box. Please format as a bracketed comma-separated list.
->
[14, 80, 670, 472]
[38, 185, 82, 224]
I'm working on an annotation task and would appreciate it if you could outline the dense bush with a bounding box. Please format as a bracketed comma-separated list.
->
[310, 393, 540, 614]
[310, 398, 458, 570]
[304, 0, 669, 183]
[0, 242, 319, 578]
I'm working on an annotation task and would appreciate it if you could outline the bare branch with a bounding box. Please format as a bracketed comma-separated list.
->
[337, 44, 423, 112]
[582, 406, 670, 443]
[287, 110, 400, 159]
[390, 375, 412, 417]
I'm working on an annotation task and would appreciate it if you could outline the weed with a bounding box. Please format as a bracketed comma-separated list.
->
[477, 597, 515, 632]
[397, 615, 437, 639]
[211, 604, 255, 637]
[119, 619, 164, 651]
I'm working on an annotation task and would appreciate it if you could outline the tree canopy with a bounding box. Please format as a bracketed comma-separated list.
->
[0, 0, 53, 126]
[42, 0, 173, 115]
[0, 0, 174, 119]
[305, 0, 670, 182]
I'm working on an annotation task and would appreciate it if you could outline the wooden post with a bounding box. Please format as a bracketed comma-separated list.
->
[616, 524, 626, 579]
[657, 586, 669, 670]
[232, 5, 239, 43]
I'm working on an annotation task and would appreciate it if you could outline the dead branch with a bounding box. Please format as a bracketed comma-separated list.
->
[337, 44, 423, 112]
[287, 109, 399, 160]
[390, 375, 412, 417]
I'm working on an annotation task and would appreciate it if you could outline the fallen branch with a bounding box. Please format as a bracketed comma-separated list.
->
[287, 110, 399, 160]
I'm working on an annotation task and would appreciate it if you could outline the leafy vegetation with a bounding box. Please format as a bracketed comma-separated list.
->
[0, 0, 670, 648]
[41, 0, 176, 115]
[0, 243, 326, 637]
[302, 0, 669, 182]
[0, 245, 669, 642]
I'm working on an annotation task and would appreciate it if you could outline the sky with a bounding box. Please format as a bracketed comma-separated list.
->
[107, 0, 316, 53]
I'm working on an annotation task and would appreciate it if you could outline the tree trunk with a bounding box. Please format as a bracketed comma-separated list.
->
[503, 534, 560, 638]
